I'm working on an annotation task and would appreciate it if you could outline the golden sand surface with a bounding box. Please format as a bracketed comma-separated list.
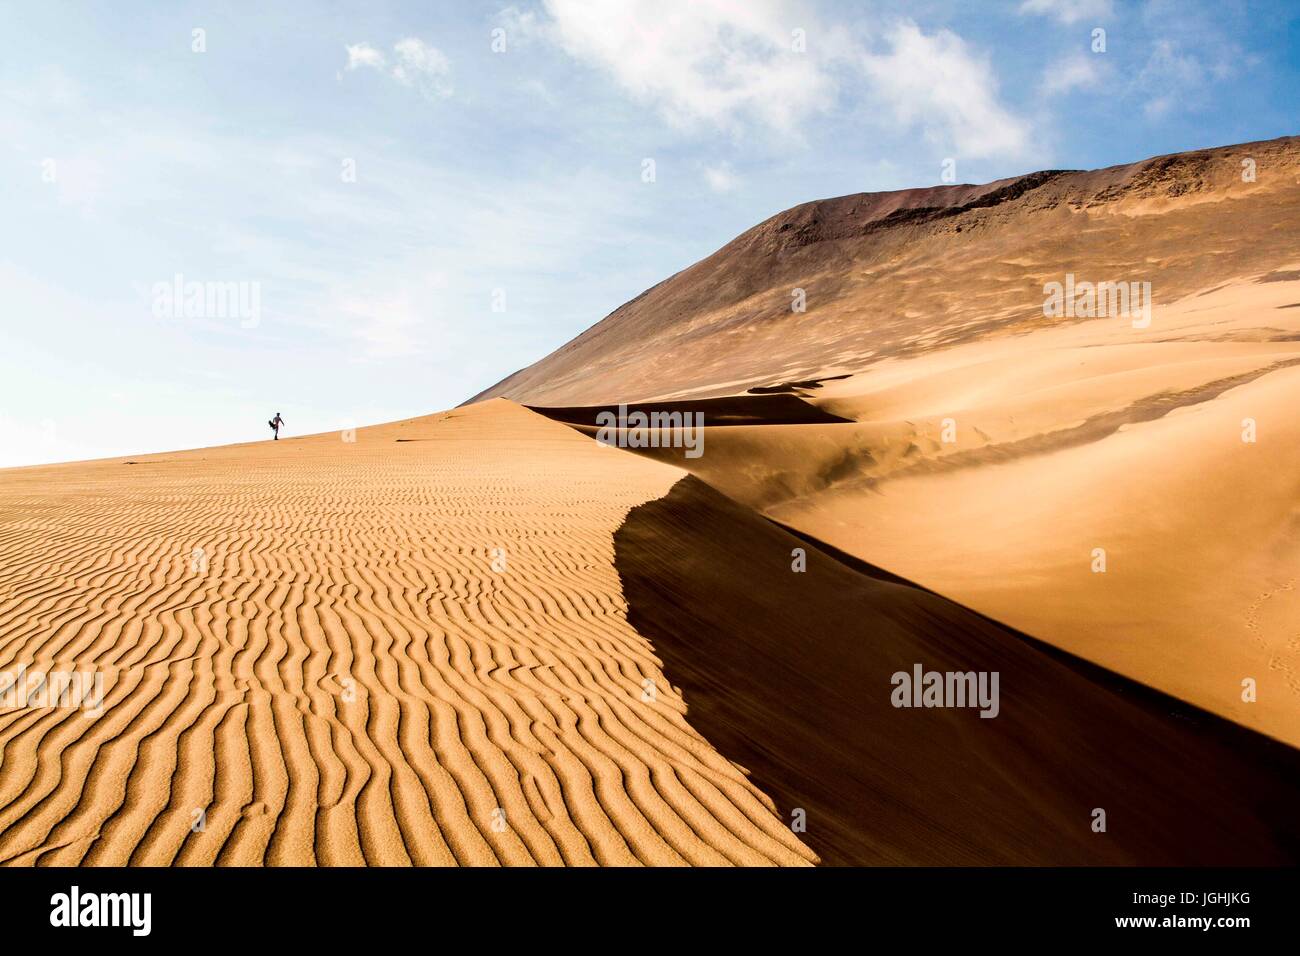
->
[0, 401, 811, 866]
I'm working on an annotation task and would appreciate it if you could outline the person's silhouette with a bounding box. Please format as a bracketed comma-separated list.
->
[269, 412, 285, 440]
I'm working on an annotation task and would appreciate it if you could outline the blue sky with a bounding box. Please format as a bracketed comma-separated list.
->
[2, 0, 1297, 466]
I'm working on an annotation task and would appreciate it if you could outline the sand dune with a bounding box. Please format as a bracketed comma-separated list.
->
[0, 401, 811, 866]
[616, 476, 1300, 864]
[6, 397, 1298, 867]
[551, 276, 1300, 747]
[486, 136, 1300, 750]
[7, 136, 1300, 867]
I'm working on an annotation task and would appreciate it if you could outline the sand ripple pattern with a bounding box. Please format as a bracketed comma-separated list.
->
[0, 401, 813, 866]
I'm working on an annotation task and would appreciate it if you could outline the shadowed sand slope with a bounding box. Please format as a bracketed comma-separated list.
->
[526, 393, 852, 428]
[614, 476, 1300, 865]
[0, 400, 812, 866]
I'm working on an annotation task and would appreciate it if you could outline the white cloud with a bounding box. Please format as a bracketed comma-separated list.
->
[496, 5, 541, 48]
[342, 38, 452, 100]
[526, 0, 837, 135]
[512, 2, 1032, 160]
[1139, 39, 1204, 87]
[861, 21, 1031, 159]
[703, 162, 739, 192]
[1135, 39, 1205, 119]
[1019, 0, 1113, 25]
[1041, 51, 1108, 96]
[391, 38, 453, 99]
[1143, 95, 1173, 119]
[345, 42, 386, 71]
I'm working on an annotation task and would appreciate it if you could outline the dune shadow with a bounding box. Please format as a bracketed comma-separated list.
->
[614, 475, 1300, 865]
[527, 393, 853, 428]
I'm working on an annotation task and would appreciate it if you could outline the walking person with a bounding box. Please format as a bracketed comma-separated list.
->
[268, 412, 285, 440]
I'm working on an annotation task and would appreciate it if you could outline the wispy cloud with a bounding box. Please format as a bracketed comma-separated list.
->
[342, 37, 452, 100]
[1134, 38, 1211, 119]
[390, 38, 453, 99]
[514, 0, 835, 136]
[702, 162, 740, 192]
[861, 20, 1032, 160]
[1019, 0, 1114, 25]
[1041, 51, 1109, 96]
[344, 42, 386, 71]
[507, 1, 1033, 160]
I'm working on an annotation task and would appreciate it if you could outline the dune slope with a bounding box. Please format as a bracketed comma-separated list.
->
[0, 401, 811, 866]
[615, 475, 1300, 865]
[472, 136, 1300, 407]
[487, 135, 1300, 747]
